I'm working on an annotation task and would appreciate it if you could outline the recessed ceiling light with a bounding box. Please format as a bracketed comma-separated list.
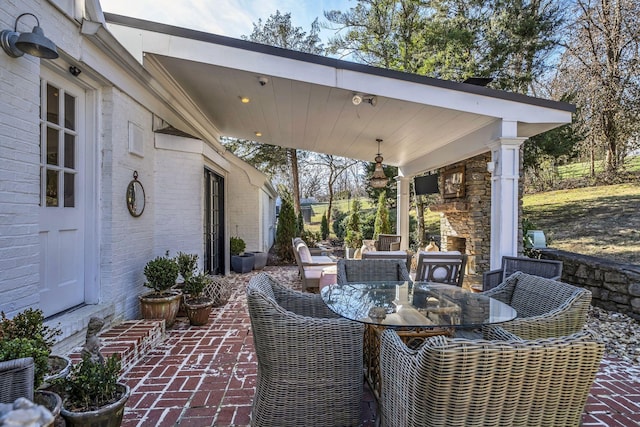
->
[240, 96, 250, 104]
[254, 131, 262, 137]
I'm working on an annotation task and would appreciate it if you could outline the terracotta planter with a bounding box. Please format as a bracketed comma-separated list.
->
[60, 383, 130, 427]
[139, 291, 182, 327]
[184, 298, 214, 326]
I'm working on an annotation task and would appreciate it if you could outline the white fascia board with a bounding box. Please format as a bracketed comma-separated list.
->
[337, 69, 573, 124]
[225, 152, 274, 189]
[107, 24, 337, 87]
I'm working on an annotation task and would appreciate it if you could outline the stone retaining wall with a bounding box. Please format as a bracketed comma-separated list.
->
[538, 249, 640, 321]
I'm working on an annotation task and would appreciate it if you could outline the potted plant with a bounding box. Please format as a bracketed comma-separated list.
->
[174, 252, 199, 317]
[139, 252, 181, 327]
[51, 353, 130, 427]
[343, 199, 363, 259]
[0, 308, 69, 390]
[230, 237, 254, 273]
[183, 273, 215, 326]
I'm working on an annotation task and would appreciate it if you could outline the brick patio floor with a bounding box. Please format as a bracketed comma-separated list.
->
[89, 266, 639, 426]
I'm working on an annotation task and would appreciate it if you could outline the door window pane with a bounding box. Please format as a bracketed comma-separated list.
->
[64, 172, 75, 207]
[47, 127, 59, 166]
[64, 93, 75, 130]
[46, 84, 59, 124]
[64, 133, 75, 169]
[46, 169, 58, 207]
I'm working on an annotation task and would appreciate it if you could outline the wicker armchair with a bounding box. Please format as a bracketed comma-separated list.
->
[0, 357, 34, 403]
[246, 273, 364, 427]
[375, 234, 402, 251]
[336, 259, 411, 284]
[483, 256, 562, 291]
[481, 271, 591, 339]
[380, 329, 604, 427]
[415, 251, 467, 286]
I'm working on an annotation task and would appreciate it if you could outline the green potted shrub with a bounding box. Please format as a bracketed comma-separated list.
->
[183, 273, 214, 326]
[51, 353, 130, 427]
[0, 308, 69, 390]
[139, 252, 181, 327]
[230, 237, 254, 273]
[174, 252, 199, 317]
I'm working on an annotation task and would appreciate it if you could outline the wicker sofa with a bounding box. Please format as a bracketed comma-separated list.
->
[380, 328, 604, 427]
[481, 271, 591, 339]
[246, 273, 364, 427]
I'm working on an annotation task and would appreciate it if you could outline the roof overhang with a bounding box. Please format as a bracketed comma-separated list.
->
[104, 13, 574, 177]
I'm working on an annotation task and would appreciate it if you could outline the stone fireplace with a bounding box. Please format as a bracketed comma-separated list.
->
[429, 152, 493, 287]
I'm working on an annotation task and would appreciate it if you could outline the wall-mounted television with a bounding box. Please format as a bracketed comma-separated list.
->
[414, 174, 439, 195]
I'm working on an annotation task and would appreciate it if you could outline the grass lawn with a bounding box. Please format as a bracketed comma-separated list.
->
[523, 183, 640, 265]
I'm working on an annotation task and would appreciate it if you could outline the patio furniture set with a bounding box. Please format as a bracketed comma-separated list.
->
[249, 247, 602, 426]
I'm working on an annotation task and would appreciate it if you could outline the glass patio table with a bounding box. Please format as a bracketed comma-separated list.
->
[320, 281, 517, 399]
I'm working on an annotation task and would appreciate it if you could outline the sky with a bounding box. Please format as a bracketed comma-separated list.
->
[99, 0, 352, 42]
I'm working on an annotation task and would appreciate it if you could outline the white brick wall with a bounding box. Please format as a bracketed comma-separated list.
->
[0, 1, 43, 315]
[154, 134, 205, 263]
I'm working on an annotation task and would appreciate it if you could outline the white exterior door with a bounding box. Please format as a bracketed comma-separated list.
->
[39, 71, 86, 317]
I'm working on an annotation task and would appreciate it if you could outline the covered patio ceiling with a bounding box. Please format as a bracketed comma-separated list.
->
[105, 13, 574, 177]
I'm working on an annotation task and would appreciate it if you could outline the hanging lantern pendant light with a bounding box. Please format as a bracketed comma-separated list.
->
[370, 138, 388, 188]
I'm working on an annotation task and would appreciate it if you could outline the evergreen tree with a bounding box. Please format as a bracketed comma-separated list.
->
[374, 191, 391, 238]
[344, 199, 363, 249]
[296, 210, 304, 236]
[275, 198, 297, 262]
[321, 213, 330, 240]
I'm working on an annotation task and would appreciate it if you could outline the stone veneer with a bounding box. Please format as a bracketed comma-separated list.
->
[429, 152, 493, 287]
[539, 248, 640, 321]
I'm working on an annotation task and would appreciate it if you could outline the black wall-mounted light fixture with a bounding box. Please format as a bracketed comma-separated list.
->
[1, 12, 59, 59]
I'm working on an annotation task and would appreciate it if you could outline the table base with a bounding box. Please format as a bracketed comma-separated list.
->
[364, 324, 454, 401]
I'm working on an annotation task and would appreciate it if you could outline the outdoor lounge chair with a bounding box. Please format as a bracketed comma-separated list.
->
[415, 251, 467, 287]
[336, 259, 411, 284]
[246, 273, 364, 427]
[379, 328, 604, 427]
[292, 238, 337, 292]
[482, 255, 562, 291]
[481, 271, 591, 339]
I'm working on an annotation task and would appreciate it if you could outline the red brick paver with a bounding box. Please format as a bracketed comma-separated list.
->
[91, 266, 639, 426]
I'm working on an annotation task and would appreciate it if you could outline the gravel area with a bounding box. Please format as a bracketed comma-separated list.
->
[586, 305, 640, 365]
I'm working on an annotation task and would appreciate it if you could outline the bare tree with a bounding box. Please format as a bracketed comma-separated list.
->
[306, 155, 358, 224]
[557, 0, 640, 175]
